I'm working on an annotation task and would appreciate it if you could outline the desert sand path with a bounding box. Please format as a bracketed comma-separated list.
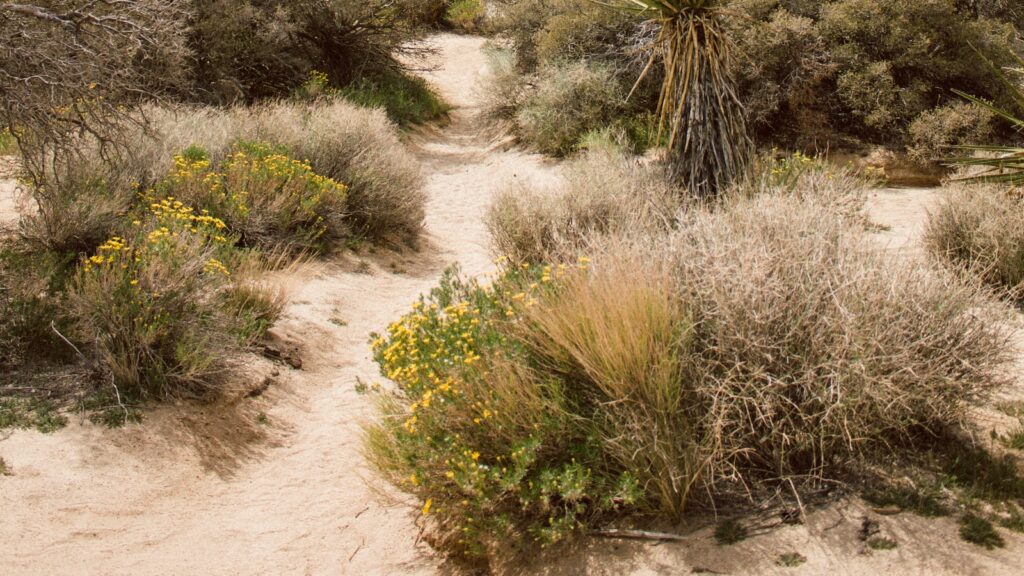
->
[0, 34, 560, 576]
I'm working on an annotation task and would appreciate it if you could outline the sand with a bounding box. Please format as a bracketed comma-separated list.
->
[1, 34, 1021, 576]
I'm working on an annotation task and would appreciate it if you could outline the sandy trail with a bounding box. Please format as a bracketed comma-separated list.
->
[0, 34, 559, 575]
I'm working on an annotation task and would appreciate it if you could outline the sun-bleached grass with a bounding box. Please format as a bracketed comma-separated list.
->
[924, 184, 1024, 302]
[486, 144, 681, 265]
[663, 197, 1011, 486]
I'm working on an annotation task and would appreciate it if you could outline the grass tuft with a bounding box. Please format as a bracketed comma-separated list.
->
[959, 513, 1006, 549]
[776, 552, 806, 567]
[714, 519, 748, 545]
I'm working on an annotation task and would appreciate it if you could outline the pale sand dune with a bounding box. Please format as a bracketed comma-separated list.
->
[1, 35, 1022, 576]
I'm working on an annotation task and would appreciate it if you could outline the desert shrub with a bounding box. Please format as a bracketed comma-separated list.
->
[909, 102, 998, 162]
[156, 141, 348, 254]
[493, 0, 1023, 154]
[489, 0, 644, 71]
[17, 160, 134, 255]
[94, 99, 423, 244]
[813, 0, 1018, 142]
[243, 101, 425, 242]
[447, 0, 487, 31]
[486, 144, 681, 264]
[517, 61, 627, 156]
[184, 0, 432, 104]
[663, 197, 1008, 480]
[924, 185, 1024, 301]
[67, 198, 250, 399]
[0, 247, 76, 367]
[370, 194, 1010, 564]
[340, 71, 450, 126]
[480, 45, 532, 123]
[727, 0, 1023, 147]
[748, 151, 870, 221]
[730, 6, 836, 145]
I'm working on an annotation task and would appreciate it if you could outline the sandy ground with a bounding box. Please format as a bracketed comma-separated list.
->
[1, 35, 1022, 576]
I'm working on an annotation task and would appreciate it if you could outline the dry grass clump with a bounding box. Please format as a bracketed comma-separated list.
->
[516, 61, 627, 156]
[244, 100, 424, 243]
[486, 144, 681, 264]
[924, 185, 1024, 301]
[369, 192, 1011, 565]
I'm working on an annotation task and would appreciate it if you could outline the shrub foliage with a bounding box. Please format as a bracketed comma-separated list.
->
[369, 195, 1011, 564]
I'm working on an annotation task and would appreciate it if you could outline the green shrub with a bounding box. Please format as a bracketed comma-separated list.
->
[909, 102, 997, 162]
[447, 0, 486, 31]
[156, 141, 348, 254]
[814, 0, 1019, 142]
[369, 193, 1010, 565]
[924, 186, 1024, 301]
[960, 513, 1006, 549]
[340, 71, 450, 126]
[517, 61, 626, 156]
[185, 0, 431, 104]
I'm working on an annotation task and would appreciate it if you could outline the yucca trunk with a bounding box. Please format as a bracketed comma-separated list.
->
[659, 9, 751, 196]
[614, 0, 753, 198]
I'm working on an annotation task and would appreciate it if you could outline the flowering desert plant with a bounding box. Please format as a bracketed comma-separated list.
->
[69, 197, 241, 399]
[369, 196, 1011, 566]
[157, 141, 348, 254]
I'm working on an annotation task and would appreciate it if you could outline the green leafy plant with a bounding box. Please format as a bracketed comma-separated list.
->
[446, 0, 486, 31]
[714, 519, 748, 545]
[776, 552, 806, 567]
[602, 0, 753, 197]
[951, 51, 1024, 184]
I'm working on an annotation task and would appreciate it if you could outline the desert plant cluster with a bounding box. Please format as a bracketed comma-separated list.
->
[0, 2, 436, 420]
[481, 0, 1024, 164]
[3, 0, 1024, 573]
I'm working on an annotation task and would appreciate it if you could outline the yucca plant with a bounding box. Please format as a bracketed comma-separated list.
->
[951, 50, 1024, 185]
[601, 0, 753, 198]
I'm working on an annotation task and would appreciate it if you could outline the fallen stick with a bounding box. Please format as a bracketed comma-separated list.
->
[592, 529, 690, 542]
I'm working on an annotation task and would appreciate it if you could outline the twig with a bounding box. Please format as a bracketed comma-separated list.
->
[788, 477, 807, 525]
[348, 537, 365, 562]
[592, 529, 690, 542]
[110, 374, 130, 424]
[50, 320, 85, 359]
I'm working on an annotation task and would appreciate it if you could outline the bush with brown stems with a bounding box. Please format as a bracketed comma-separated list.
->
[369, 189, 1011, 565]
[486, 143, 681, 264]
[925, 185, 1024, 302]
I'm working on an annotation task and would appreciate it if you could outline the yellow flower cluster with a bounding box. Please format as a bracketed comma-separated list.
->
[203, 258, 230, 277]
[148, 197, 229, 244]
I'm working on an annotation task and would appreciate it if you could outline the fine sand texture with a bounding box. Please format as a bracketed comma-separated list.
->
[1, 35, 1022, 576]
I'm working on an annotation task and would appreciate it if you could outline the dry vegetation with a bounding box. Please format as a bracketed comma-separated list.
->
[370, 173, 1016, 565]
[1, 2, 438, 421]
